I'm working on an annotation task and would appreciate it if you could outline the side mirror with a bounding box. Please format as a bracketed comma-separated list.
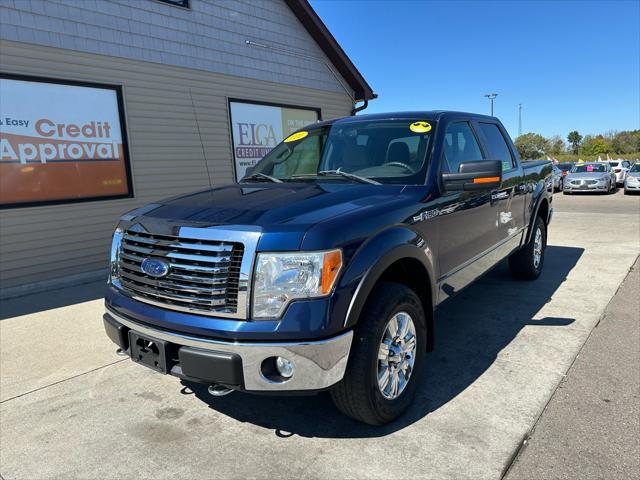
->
[442, 160, 503, 192]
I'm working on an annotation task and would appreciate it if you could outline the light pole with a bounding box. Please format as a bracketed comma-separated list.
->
[484, 93, 498, 116]
[518, 103, 522, 136]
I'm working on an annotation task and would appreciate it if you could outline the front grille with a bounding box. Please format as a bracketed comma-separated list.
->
[116, 230, 244, 315]
[571, 179, 597, 186]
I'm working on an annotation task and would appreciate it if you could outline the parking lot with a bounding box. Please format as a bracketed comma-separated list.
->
[1, 189, 638, 480]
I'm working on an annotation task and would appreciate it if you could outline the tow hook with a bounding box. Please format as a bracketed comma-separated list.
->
[208, 384, 234, 397]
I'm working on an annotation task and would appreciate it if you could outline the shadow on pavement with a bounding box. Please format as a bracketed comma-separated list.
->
[185, 245, 584, 438]
[0, 280, 106, 320]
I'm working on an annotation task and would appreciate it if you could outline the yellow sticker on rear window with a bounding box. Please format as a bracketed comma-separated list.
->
[410, 121, 432, 133]
[284, 131, 309, 143]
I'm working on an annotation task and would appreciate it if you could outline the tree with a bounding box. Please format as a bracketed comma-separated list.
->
[567, 131, 583, 155]
[581, 135, 613, 156]
[611, 130, 640, 154]
[515, 133, 550, 160]
[547, 135, 566, 155]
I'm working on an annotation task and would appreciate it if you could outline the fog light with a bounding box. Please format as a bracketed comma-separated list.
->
[275, 356, 294, 378]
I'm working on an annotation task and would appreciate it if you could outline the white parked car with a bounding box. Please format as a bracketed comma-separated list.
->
[605, 160, 632, 186]
[624, 162, 640, 195]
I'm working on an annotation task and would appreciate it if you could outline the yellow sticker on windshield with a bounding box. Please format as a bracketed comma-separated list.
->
[284, 131, 309, 143]
[410, 121, 432, 133]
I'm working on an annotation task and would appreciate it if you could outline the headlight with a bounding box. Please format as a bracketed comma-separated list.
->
[252, 249, 342, 319]
[109, 226, 124, 283]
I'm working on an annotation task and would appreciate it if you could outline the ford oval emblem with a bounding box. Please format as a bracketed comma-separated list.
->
[141, 258, 170, 278]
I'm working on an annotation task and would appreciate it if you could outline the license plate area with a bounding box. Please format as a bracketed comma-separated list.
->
[129, 331, 169, 373]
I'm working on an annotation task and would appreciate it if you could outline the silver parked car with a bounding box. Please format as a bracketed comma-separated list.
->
[624, 162, 640, 195]
[551, 164, 564, 192]
[563, 162, 617, 194]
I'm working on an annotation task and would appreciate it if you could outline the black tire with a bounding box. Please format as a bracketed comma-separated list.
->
[330, 282, 427, 425]
[509, 215, 546, 280]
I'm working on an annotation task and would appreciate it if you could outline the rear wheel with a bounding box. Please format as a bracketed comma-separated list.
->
[330, 282, 427, 425]
[509, 215, 546, 280]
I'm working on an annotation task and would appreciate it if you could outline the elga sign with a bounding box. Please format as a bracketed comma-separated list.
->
[229, 100, 319, 181]
[0, 75, 132, 207]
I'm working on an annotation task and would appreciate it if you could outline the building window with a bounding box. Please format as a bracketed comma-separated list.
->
[228, 99, 320, 182]
[0, 74, 133, 209]
[156, 0, 190, 9]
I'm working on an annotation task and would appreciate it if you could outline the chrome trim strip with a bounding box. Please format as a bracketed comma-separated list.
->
[123, 233, 235, 253]
[106, 309, 353, 391]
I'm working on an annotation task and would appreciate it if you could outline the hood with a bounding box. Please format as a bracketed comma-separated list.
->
[566, 171, 609, 180]
[136, 182, 419, 250]
[627, 171, 640, 178]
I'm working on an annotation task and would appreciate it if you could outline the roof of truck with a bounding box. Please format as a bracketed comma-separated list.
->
[314, 111, 498, 128]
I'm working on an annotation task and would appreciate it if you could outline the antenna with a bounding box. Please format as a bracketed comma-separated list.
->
[189, 89, 214, 189]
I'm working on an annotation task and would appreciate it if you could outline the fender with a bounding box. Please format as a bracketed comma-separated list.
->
[335, 226, 436, 350]
[524, 182, 551, 244]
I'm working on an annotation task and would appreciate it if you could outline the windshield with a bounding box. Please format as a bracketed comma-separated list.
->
[572, 164, 606, 173]
[247, 119, 435, 185]
[630, 163, 640, 173]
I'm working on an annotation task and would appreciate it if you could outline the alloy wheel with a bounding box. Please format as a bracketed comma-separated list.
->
[533, 227, 543, 269]
[377, 311, 417, 400]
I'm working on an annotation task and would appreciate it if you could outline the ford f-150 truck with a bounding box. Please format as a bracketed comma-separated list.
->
[104, 111, 552, 425]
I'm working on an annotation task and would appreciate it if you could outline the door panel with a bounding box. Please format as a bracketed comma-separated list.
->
[476, 121, 526, 247]
[437, 121, 496, 291]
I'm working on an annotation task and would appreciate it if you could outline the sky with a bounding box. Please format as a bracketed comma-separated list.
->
[309, 0, 640, 140]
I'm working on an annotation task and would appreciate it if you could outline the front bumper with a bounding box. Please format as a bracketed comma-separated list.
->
[564, 183, 608, 192]
[104, 309, 353, 392]
[624, 181, 640, 191]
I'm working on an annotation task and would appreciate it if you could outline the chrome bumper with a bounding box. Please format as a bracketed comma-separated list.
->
[106, 310, 353, 392]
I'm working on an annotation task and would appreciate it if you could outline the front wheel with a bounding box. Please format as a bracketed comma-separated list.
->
[330, 282, 427, 425]
[509, 215, 546, 280]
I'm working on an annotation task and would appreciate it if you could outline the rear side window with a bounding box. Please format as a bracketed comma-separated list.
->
[478, 123, 515, 171]
[442, 122, 484, 173]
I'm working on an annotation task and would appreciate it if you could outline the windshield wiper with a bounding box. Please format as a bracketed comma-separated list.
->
[241, 173, 283, 183]
[317, 170, 381, 185]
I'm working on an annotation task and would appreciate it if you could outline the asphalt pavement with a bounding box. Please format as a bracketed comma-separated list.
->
[1, 189, 638, 479]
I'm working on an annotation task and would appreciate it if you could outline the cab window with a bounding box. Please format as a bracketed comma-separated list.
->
[442, 122, 484, 173]
[478, 122, 515, 170]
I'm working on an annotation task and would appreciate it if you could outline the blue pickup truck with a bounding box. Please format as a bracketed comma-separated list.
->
[104, 111, 552, 425]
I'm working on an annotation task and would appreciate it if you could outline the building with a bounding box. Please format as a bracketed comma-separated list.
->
[0, 0, 375, 296]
